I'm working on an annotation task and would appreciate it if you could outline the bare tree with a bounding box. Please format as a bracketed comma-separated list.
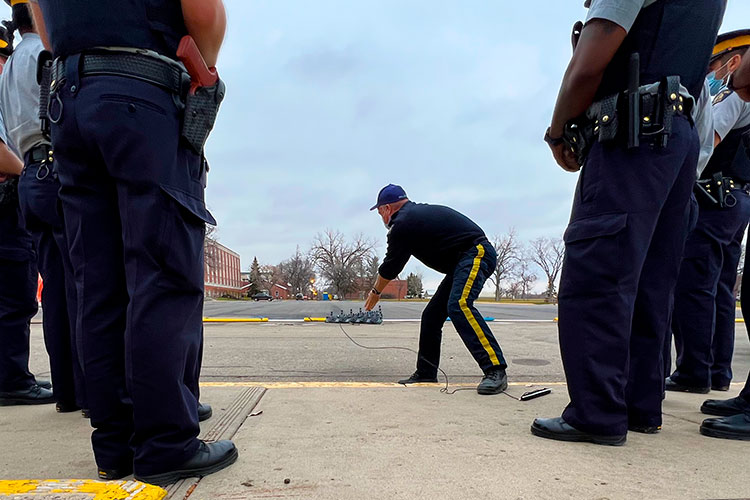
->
[529, 237, 565, 302]
[310, 229, 376, 298]
[278, 246, 317, 296]
[204, 225, 220, 273]
[486, 229, 520, 301]
[514, 259, 538, 299]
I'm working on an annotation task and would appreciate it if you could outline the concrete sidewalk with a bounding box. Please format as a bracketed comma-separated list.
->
[1, 382, 748, 499]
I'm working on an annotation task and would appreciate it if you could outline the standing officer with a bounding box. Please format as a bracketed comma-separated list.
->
[699, 52, 750, 441]
[364, 184, 508, 395]
[0, 0, 84, 414]
[0, 18, 53, 407]
[668, 31, 750, 395]
[533, 0, 725, 445]
[30, 0, 235, 485]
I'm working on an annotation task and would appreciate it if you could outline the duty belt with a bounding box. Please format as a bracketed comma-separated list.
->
[51, 52, 186, 95]
[695, 173, 750, 209]
[26, 143, 53, 165]
[563, 76, 693, 167]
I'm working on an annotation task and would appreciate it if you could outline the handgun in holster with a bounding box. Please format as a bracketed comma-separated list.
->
[36, 50, 54, 141]
[177, 36, 226, 153]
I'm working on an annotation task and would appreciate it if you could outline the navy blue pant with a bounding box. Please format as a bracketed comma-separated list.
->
[416, 242, 507, 376]
[559, 116, 699, 436]
[0, 202, 38, 392]
[738, 245, 750, 405]
[51, 68, 212, 475]
[669, 190, 750, 389]
[18, 159, 85, 408]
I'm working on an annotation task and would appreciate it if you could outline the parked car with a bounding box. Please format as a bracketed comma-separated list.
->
[295, 293, 304, 300]
[252, 292, 273, 301]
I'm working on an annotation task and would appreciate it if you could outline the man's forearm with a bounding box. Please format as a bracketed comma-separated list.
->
[181, 0, 226, 67]
[29, 2, 52, 51]
[0, 143, 23, 176]
[549, 19, 627, 136]
[372, 275, 391, 294]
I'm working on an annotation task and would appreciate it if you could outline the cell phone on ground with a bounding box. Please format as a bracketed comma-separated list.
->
[520, 388, 551, 401]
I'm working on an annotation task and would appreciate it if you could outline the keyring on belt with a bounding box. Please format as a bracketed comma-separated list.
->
[725, 192, 737, 208]
[36, 162, 50, 181]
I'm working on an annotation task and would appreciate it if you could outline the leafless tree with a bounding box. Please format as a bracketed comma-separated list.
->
[514, 259, 538, 299]
[529, 237, 565, 302]
[486, 229, 520, 301]
[279, 246, 317, 296]
[310, 229, 376, 298]
[204, 225, 220, 273]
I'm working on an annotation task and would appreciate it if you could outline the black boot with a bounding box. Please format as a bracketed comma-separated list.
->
[477, 367, 507, 395]
[134, 440, 238, 486]
[397, 371, 438, 384]
[700, 413, 750, 441]
[198, 402, 213, 422]
[0, 384, 55, 406]
[701, 396, 750, 417]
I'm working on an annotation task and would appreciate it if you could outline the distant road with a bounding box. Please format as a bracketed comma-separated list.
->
[203, 299, 559, 321]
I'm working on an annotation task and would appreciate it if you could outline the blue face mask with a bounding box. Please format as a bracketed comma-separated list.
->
[707, 72, 727, 96]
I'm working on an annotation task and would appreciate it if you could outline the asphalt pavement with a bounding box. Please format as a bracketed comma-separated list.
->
[203, 299, 560, 320]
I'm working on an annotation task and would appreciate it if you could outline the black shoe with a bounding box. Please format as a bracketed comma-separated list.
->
[664, 376, 710, 394]
[98, 465, 133, 480]
[628, 424, 661, 434]
[397, 372, 438, 385]
[700, 413, 750, 441]
[198, 402, 213, 422]
[0, 385, 55, 406]
[35, 379, 52, 389]
[477, 367, 508, 395]
[134, 440, 238, 486]
[56, 401, 81, 413]
[711, 384, 730, 391]
[531, 417, 626, 446]
[81, 408, 91, 419]
[701, 396, 750, 417]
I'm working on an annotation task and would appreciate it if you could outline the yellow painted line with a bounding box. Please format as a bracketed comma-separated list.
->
[203, 317, 268, 323]
[0, 479, 165, 499]
[200, 381, 569, 389]
[304, 317, 327, 322]
[736, 318, 745, 323]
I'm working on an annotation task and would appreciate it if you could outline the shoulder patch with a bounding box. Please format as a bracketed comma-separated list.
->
[713, 89, 734, 105]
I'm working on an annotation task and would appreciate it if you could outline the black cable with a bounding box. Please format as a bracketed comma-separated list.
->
[338, 324, 518, 397]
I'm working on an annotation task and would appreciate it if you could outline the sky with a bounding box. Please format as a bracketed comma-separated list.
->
[202, 0, 750, 294]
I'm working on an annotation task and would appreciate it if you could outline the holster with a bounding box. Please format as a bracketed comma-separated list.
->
[694, 172, 738, 209]
[37, 50, 54, 141]
[0, 177, 19, 208]
[181, 79, 226, 153]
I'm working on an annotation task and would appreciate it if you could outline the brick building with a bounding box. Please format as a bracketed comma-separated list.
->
[270, 283, 291, 300]
[344, 279, 408, 300]
[204, 241, 243, 298]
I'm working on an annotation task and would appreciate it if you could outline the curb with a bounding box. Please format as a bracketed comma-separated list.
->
[0, 479, 166, 499]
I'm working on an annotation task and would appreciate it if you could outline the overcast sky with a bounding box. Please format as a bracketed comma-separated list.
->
[152, 2, 750, 292]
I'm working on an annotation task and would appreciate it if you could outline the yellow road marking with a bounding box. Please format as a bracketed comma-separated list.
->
[458, 244, 500, 365]
[203, 317, 268, 323]
[200, 381, 570, 388]
[0, 480, 165, 499]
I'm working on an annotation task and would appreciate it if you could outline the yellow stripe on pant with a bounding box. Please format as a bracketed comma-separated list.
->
[458, 244, 500, 365]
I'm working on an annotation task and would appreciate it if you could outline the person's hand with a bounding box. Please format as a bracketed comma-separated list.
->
[549, 141, 580, 172]
[364, 290, 380, 311]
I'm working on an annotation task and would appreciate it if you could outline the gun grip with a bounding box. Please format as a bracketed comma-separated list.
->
[177, 35, 219, 92]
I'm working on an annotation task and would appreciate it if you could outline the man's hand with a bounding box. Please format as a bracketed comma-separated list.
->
[364, 290, 380, 311]
[549, 140, 580, 172]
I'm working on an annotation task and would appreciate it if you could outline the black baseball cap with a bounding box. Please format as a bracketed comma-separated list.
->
[370, 184, 408, 210]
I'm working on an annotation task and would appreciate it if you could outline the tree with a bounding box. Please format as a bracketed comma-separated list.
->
[204, 225, 220, 273]
[406, 272, 423, 298]
[529, 237, 565, 302]
[279, 246, 317, 295]
[259, 264, 284, 292]
[310, 229, 376, 298]
[514, 259, 537, 299]
[486, 229, 520, 301]
[248, 257, 262, 296]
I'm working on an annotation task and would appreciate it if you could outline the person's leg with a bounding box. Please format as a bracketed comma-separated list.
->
[413, 275, 453, 378]
[554, 118, 697, 438]
[446, 243, 506, 374]
[625, 134, 697, 431]
[711, 197, 750, 389]
[18, 166, 77, 408]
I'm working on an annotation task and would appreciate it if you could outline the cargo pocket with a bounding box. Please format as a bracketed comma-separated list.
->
[160, 184, 216, 226]
[562, 212, 628, 292]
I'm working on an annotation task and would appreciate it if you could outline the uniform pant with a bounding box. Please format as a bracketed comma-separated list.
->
[559, 116, 699, 437]
[18, 160, 85, 407]
[416, 242, 507, 376]
[669, 190, 750, 389]
[0, 204, 38, 392]
[51, 67, 212, 475]
[739, 247, 750, 405]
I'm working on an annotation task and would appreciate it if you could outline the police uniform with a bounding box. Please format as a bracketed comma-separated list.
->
[0, 21, 53, 406]
[533, 0, 725, 443]
[376, 197, 508, 392]
[34, 0, 236, 484]
[0, 15, 84, 412]
[669, 85, 750, 393]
